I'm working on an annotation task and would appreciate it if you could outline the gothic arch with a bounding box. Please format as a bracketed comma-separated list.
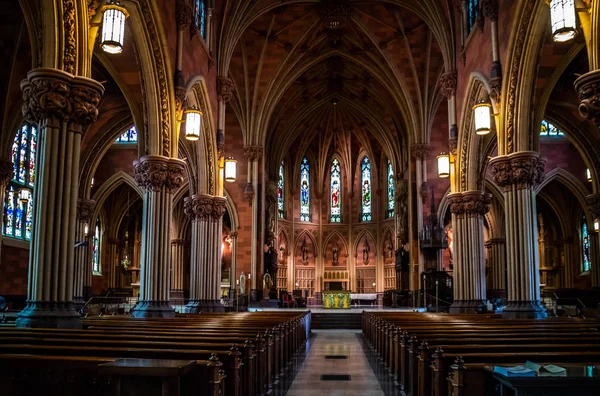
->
[295, 229, 319, 258]
[381, 226, 395, 255]
[322, 231, 349, 258]
[224, 187, 240, 232]
[353, 229, 376, 258]
[91, 171, 143, 219]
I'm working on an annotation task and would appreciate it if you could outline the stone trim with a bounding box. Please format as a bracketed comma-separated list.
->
[184, 194, 227, 222]
[448, 191, 491, 217]
[490, 151, 545, 191]
[575, 70, 600, 129]
[133, 155, 186, 193]
[76, 198, 95, 223]
[243, 145, 263, 161]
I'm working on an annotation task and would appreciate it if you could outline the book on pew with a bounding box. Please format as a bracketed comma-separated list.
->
[493, 365, 536, 377]
[525, 361, 567, 377]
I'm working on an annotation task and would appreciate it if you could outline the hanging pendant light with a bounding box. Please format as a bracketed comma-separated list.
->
[550, 0, 577, 42]
[101, 1, 129, 54]
[587, 168, 592, 182]
[473, 101, 492, 135]
[185, 108, 203, 141]
[437, 152, 450, 178]
[224, 157, 237, 182]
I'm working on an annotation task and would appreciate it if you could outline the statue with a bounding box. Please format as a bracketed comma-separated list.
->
[240, 272, 247, 295]
[301, 238, 309, 265]
[279, 245, 286, 262]
[332, 245, 339, 265]
[263, 273, 273, 290]
[362, 239, 370, 265]
[385, 238, 394, 263]
[266, 182, 277, 244]
[396, 179, 408, 241]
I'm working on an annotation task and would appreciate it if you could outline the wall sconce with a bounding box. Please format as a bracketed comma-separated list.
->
[594, 219, 599, 232]
[91, 177, 95, 188]
[587, 168, 592, 182]
[372, 282, 376, 288]
[550, 0, 577, 42]
[84, 223, 89, 236]
[185, 108, 203, 141]
[101, 1, 129, 54]
[473, 101, 492, 135]
[224, 157, 237, 182]
[437, 152, 451, 178]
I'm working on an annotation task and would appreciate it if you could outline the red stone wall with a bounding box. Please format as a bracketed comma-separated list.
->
[0, 244, 29, 296]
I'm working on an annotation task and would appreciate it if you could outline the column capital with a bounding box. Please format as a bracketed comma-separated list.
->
[574, 69, 600, 129]
[184, 194, 227, 222]
[587, 193, 600, 219]
[448, 191, 491, 217]
[21, 68, 104, 130]
[133, 155, 186, 193]
[176, 0, 193, 30]
[489, 151, 545, 190]
[76, 198, 95, 223]
[229, 231, 238, 239]
[485, 238, 506, 247]
[171, 238, 185, 245]
[0, 160, 13, 187]
[243, 145, 263, 161]
[440, 70, 457, 99]
[480, 0, 498, 22]
[410, 144, 431, 160]
[217, 77, 234, 103]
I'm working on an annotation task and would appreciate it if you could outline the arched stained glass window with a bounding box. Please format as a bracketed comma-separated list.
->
[3, 124, 37, 240]
[466, 0, 480, 33]
[583, 217, 591, 272]
[540, 120, 565, 137]
[195, 0, 207, 40]
[278, 162, 284, 219]
[114, 126, 138, 143]
[387, 160, 395, 218]
[300, 157, 310, 222]
[92, 218, 101, 273]
[361, 156, 372, 222]
[330, 158, 341, 223]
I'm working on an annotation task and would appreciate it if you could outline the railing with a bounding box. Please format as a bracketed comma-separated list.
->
[553, 292, 586, 316]
[80, 295, 139, 316]
[221, 294, 249, 312]
[423, 292, 452, 312]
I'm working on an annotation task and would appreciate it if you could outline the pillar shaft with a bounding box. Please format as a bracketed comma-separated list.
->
[106, 238, 119, 289]
[170, 239, 185, 304]
[490, 151, 547, 318]
[73, 199, 94, 305]
[485, 238, 506, 294]
[130, 155, 185, 318]
[16, 68, 103, 328]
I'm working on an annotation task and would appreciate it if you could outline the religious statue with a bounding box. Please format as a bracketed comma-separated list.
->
[301, 238, 309, 265]
[332, 245, 339, 265]
[362, 239, 370, 265]
[279, 245, 286, 263]
[263, 273, 273, 291]
[384, 238, 394, 263]
[396, 179, 408, 240]
[239, 272, 247, 295]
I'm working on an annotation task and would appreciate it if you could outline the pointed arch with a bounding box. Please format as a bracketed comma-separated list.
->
[91, 171, 143, 221]
[535, 168, 594, 224]
[295, 229, 319, 258]
[329, 157, 342, 223]
[322, 231, 349, 258]
[353, 229, 376, 258]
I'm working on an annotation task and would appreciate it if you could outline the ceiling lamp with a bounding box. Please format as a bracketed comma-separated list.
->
[587, 168, 592, 182]
[550, 0, 577, 42]
[101, 1, 129, 54]
[437, 152, 450, 178]
[224, 157, 237, 182]
[185, 108, 203, 141]
[473, 101, 492, 135]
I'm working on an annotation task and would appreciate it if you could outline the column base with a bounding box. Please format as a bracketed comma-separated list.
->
[501, 301, 548, 319]
[170, 290, 185, 306]
[131, 301, 175, 318]
[449, 300, 487, 314]
[72, 297, 86, 313]
[250, 289, 261, 302]
[16, 301, 81, 328]
[185, 299, 225, 313]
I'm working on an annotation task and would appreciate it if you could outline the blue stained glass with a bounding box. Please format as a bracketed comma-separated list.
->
[29, 126, 37, 186]
[115, 126, 138, 143]
[300, 157, 310, 222]
[467, 0, 480, 33]
[387, 160, 395, 218]
[18, 126, 28, 183]
[583, 219, 591, 272]
[4, 187, 14, 236]
[92, 219, 100, 273]
[361, 157, 372, 222]
[196, 0, 207, 39]
[330, 159, 341, 223]
[11, 128, 20, 180]
[14, 195, 22, 238]
[25, 191, 33, 240]
[278, 162, 284, 219]
[540, 120, 564, 137]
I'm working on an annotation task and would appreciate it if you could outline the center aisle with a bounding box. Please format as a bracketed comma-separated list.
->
[284, 330, 386, 396]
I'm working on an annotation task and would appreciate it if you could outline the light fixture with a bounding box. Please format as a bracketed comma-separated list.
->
[473, 101, 492, 135]
[550, 0, 577, 42]
[587, 168, 592, 182]
[224, 157, 237, 182]
[91, 177, 95, 187]
[437, 152, 450, 178]
[372, 282, 376, 288]
[101, 1, 129, 54]
[185, 108, 203, 141]
[595, 220, 599, 232]
[84, 223, 89, 236]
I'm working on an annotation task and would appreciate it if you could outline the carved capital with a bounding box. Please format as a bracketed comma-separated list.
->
[489, 76, 502, 108]
[77, 198, 95, 223]
[574, 70, 600, 129]
[411, 144, 431, 160]
[244, 183, 255, 205]
[440, 70, 457, 99]
[229, 231, 238, 239]
[184, 194, 226, 222]
[243, 145, 263, 161]
[462, 191, 492, 217]
[212, 196, 227, 220]
[171, 238, 185, 246]
[133, 155, 186, 193]
[587, 194, 600, 220]
[176, 0, 193, 30]
[490, 152, 544, 190]
[0, 160, 14, 186]
[481, 0, 498, 21]
[448, 193, 464, 215]
[217, 77, 234, 103]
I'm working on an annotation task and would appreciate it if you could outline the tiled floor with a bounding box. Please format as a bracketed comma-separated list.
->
[283, 330, 388, 396]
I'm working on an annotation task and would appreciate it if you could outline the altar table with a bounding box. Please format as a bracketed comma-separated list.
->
[322, 291, 351, 308]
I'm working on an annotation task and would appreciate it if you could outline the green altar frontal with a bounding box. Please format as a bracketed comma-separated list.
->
[322, 291, 351, 309]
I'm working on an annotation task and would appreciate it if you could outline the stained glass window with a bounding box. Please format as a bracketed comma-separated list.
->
[540, 120, 564, 137]
[330, 158, 341, 223]
[466, 0, 480, 33]
[583, 218, 591, 272]
[92, 218, 101, 273]
[387, 160, 395, 218]
[278, 162, 284, 219]
[300, 157, 310, 222]
[114, 126, 138, 143]
[195, 0, 207, 40]
[3, 124, 37, 240]
[361, 156, 372, 222]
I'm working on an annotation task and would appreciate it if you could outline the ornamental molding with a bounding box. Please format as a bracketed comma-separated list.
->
[440, 70, 457, 99]
[448, 191, 491, 217]
[489, 151, 545, 191]
[485, 238, 506, 246]
[481, 0, 499, 22]
[0, 160, 14, 186]
[21, 68, 104, 129]
[410, 144, 431, 160]
[184, 194, 227, 222]
[587, 193, 600, 220]
[243, 145, 263, 161]
[133, 155, 186, 193]
[63, 0, 76, 74]
[76, 198, 95, 223]
[176, 0, 192, 30]
[574, 70, 600, 129]
[244, 183, 255, 205]
[171, 238, 185, 245]
[217, 77, 234, 103]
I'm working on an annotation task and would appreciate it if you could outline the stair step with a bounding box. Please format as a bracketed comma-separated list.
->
[311, 313, 362, 329]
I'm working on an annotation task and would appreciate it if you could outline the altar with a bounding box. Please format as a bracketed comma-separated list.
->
[322, 291, 351, 309]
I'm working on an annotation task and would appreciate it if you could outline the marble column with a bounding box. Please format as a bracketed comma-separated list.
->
[170, 238, 185, 304]
[184, 194, 227, 313]
[485, 238, 506, 297]
[448, 191, 491, 313]
[16, 68, 103, 328]
[73, 198, 94, 306]
[559, 238, 574, 289]
[587, 194, 600, 288]
[130, 155, 185, 318]
[0, 160, 14, 262]
[490, 151, 547, 318]
[410, 144, 429, 296]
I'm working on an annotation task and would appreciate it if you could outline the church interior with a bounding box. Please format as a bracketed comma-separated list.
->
[2, 0, 600, 395]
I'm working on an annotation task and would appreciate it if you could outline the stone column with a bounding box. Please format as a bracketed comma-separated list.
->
[448, 191, 491, 313]
[490, 151, 547, 318]
[16, 68, 103, 328]
[130, 156, 185, 318]
[559, 238, 574, 289]
[73, 198, 94, 305]
[410, 144, 429, 298]
[106, 237, 120, 288]
[170, 238, 185, 304]
[587, 194, 600, 288]
[0, 160, 14, 261]
[485, 238, 506, 297]
[184, 194, 227, 313]
[244, 145, 263, 301]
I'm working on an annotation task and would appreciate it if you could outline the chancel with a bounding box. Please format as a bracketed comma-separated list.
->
[2, 0, 600, 395]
